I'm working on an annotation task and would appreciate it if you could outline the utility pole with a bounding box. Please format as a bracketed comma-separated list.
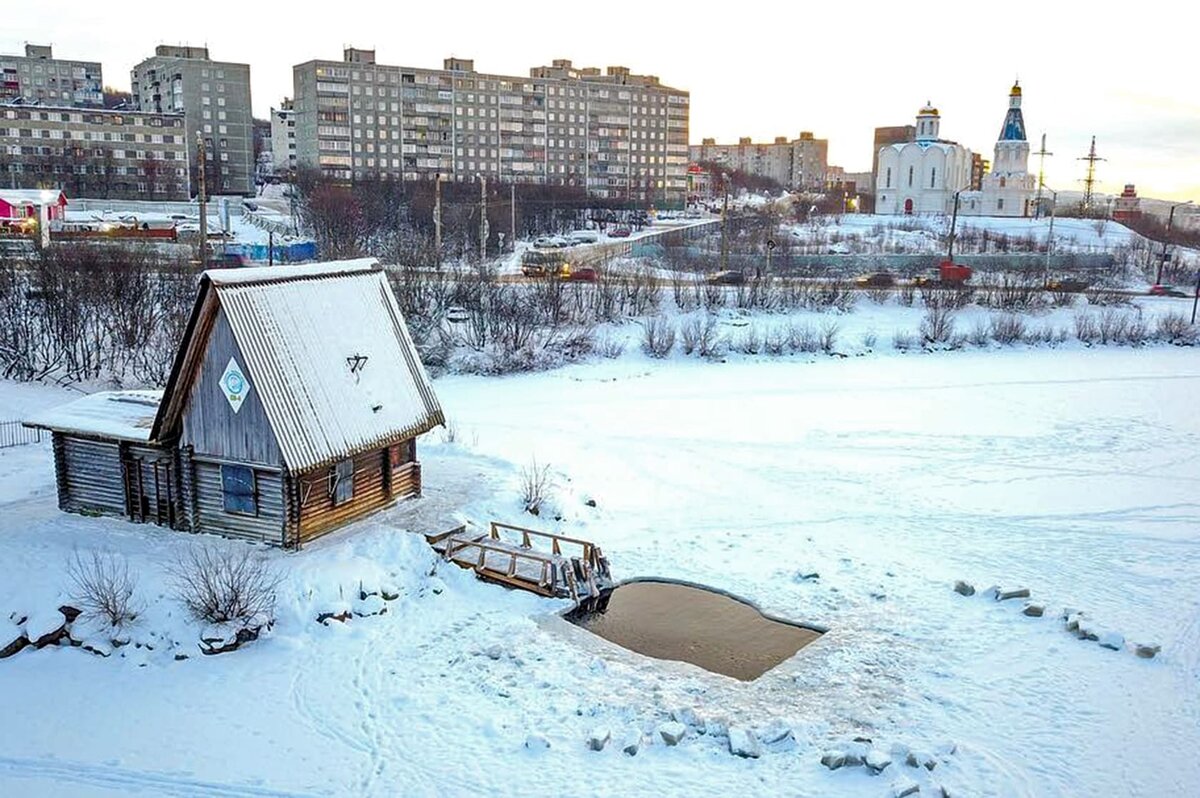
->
[478, 174, 488, 261]
[947, 190, 962, 260]
[1032, 134, 1052, 219]
[196, 131, 208, 270]
[268, 231, 274, 267]
[1043, 189, 1058, 285]
[510, 183, 517, 253]
[719, 173, 730, 272]
[433, 173, 443, 262]
[1157, 201, 1194, 285]
[1077, 136, 1104, 216]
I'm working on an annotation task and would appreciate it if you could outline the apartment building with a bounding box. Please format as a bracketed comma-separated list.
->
[292, 51, 690, 206]
[0, 45, 103, 107]
[0, 102, 190, 199]
[271, 98, 296, 175]
[689, 132, 829, 191]
[131, 46, 254, 195]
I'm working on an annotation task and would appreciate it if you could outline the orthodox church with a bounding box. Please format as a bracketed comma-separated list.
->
[874, 83, 1036, 217]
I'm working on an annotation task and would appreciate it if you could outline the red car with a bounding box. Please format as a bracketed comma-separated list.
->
[1149, 284, 1190, 298]
[608, 227, 631, 238]
[566, 266, 598, 282]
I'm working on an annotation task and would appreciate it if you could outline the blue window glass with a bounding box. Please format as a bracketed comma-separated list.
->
[221, 464, 257, 515]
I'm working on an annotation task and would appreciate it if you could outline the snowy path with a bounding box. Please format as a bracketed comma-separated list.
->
[2, 347, 1199, 796]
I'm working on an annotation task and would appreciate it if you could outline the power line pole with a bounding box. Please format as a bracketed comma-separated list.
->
[1077, 136, 1104, 216]
[1033, 134, 1052, 218]
[1157, 201, 1194, 285]
[196, 131, 208, 270]
[510, 183, 516, 253]
[478, 174, 488, 261]
[433, 173, 443, 262]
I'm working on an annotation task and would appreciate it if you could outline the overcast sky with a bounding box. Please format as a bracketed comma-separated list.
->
[5, 1, 1196, 201]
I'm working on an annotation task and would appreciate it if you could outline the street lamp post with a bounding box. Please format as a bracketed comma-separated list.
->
[1156, 200, 1194, 285]
[1043, 188, 1058, 284]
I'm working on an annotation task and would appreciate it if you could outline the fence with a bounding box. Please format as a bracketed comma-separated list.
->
[0, 420, 43, 449]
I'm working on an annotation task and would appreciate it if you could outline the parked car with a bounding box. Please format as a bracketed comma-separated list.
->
[1149, 284, 1190, 298]
[533, 235, 569, 249]
[445, 306, 469, 323]
[521, 264, 548, 278]
[854, 271, 897, 288]
[608, 227, 632, 238]
[1045, 278, 1091, 292]
[705, 269, 745, 285]
[567, 229, 600, 244]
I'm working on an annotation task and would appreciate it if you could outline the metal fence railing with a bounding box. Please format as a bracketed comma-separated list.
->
[0, 420, 43, 449]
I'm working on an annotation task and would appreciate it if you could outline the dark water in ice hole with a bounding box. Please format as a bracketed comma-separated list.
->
[568, 580, 823, 681]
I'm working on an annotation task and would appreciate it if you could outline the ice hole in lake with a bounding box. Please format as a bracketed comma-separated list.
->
[567, 579, 824, 681]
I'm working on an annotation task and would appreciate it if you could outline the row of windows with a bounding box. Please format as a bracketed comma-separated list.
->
[221, 460, 357, 516]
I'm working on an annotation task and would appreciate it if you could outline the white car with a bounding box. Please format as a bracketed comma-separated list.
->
[567, 229, 600, 244]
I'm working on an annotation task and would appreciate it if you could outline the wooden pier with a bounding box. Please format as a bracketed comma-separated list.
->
[428, 521, 613, 604]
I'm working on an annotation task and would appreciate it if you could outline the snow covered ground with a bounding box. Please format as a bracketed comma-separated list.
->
[2, 344, 1199, 796]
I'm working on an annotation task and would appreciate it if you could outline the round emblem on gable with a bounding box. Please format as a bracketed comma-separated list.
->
[223, 372, 245, 395]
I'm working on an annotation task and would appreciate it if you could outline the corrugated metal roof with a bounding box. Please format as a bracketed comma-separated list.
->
[25, 390, 162, 442]
[212, 263, 443, 472]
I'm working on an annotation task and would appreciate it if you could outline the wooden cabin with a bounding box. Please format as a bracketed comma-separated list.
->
[25, 259, 444, 548]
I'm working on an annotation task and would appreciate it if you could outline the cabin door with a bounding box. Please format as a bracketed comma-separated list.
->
[904, 198, 914, 215]
[125, 455, 176, 526]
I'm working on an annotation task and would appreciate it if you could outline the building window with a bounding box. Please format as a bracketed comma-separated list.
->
[930, 168, 936, 188]
[221, 465, 257, 515]
[330, 459, 354, 506]
[908, 166, 913, 187]
[999, 177, 1006, 188]
[886, 167, 891, 188]
[998, 198, 1004, 210]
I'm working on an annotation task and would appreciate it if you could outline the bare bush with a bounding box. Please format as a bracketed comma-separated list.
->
[1097, 309, 1130, 345]
[1049, 290, 1076, 308]
[896, 283, 916, 307]
[440, 419, 460, 444]
[1156, 311, 1196, 345]
[861, 330, 879, 350]
[892, 330, 918, 351]
[788, 322, 819, 353]
[679, 316, 702, 355]
[520, 456, 552, 515]
[818, 320, 840, 353]
[168, 547, 281, 626]
[764, 326, 788, 355]
[640, 317, 676, 358]
[597, 334, 626, 359]
[865, 286, 893, 305]
[989, 314, 1027, 345]
[68, 550, 141, 628]
[920, 304, 956, 344]
[1074, 312, 1099, 344]
[737, 324, 762, 354]
[1085, 288, 1132, 307]
[967, 320, 991, 347]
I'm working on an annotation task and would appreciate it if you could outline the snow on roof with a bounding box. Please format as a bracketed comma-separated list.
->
[155, 259, 443, 471]
[0, 189, 65, 206]
[25, 390, 163, 442]
[203, 258, 379, 286]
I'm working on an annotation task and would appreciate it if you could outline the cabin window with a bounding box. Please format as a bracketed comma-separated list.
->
[907, 166, 913, 187]
[221, 464, 257, 515]
[331, 459, 355, 505]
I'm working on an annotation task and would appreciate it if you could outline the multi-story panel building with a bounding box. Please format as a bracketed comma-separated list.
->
[292, 51, 689, 206]
[0, 45, 103, 107]
[131, 46, 254, 195]
[0, 102, 190, 199]
[271, 98, 296, 175]
[689, 132, 829, 191]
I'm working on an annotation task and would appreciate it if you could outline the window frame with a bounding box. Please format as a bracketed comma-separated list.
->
[330, 459, 355, 506]
[220, 464, 258, 516]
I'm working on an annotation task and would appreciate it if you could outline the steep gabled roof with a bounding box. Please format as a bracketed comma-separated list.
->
[152, 259, 444, 472]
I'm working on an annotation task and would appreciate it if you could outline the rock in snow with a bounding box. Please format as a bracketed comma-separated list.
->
[727, 727, 761, 758]
[1135, 643, 1161, 659]
[24, 610, 68, 648]
[524, 734, 550, 751]
[670, 707, 705, 733]
[1064, 612, 1085, 632]
[657, 721, 688, 746]
[953, 580, 976, 596]
[621, 728, 642, 756]
[586, 727, 611, 751]
[759, 722, 796, 751]
[1098, 632, 1125, 651]
[865, 749, 893, 774]
[997, 587, 1031, 601]
[906, 750, 937, 771]
[0, 619, 27, 659]
[892, 776, 921, 797]
[1022, 603, 1045, 617]
[820, 750, 848, 770]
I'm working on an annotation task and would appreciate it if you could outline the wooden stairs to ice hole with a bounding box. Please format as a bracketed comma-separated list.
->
[427, 521, 613, 604]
